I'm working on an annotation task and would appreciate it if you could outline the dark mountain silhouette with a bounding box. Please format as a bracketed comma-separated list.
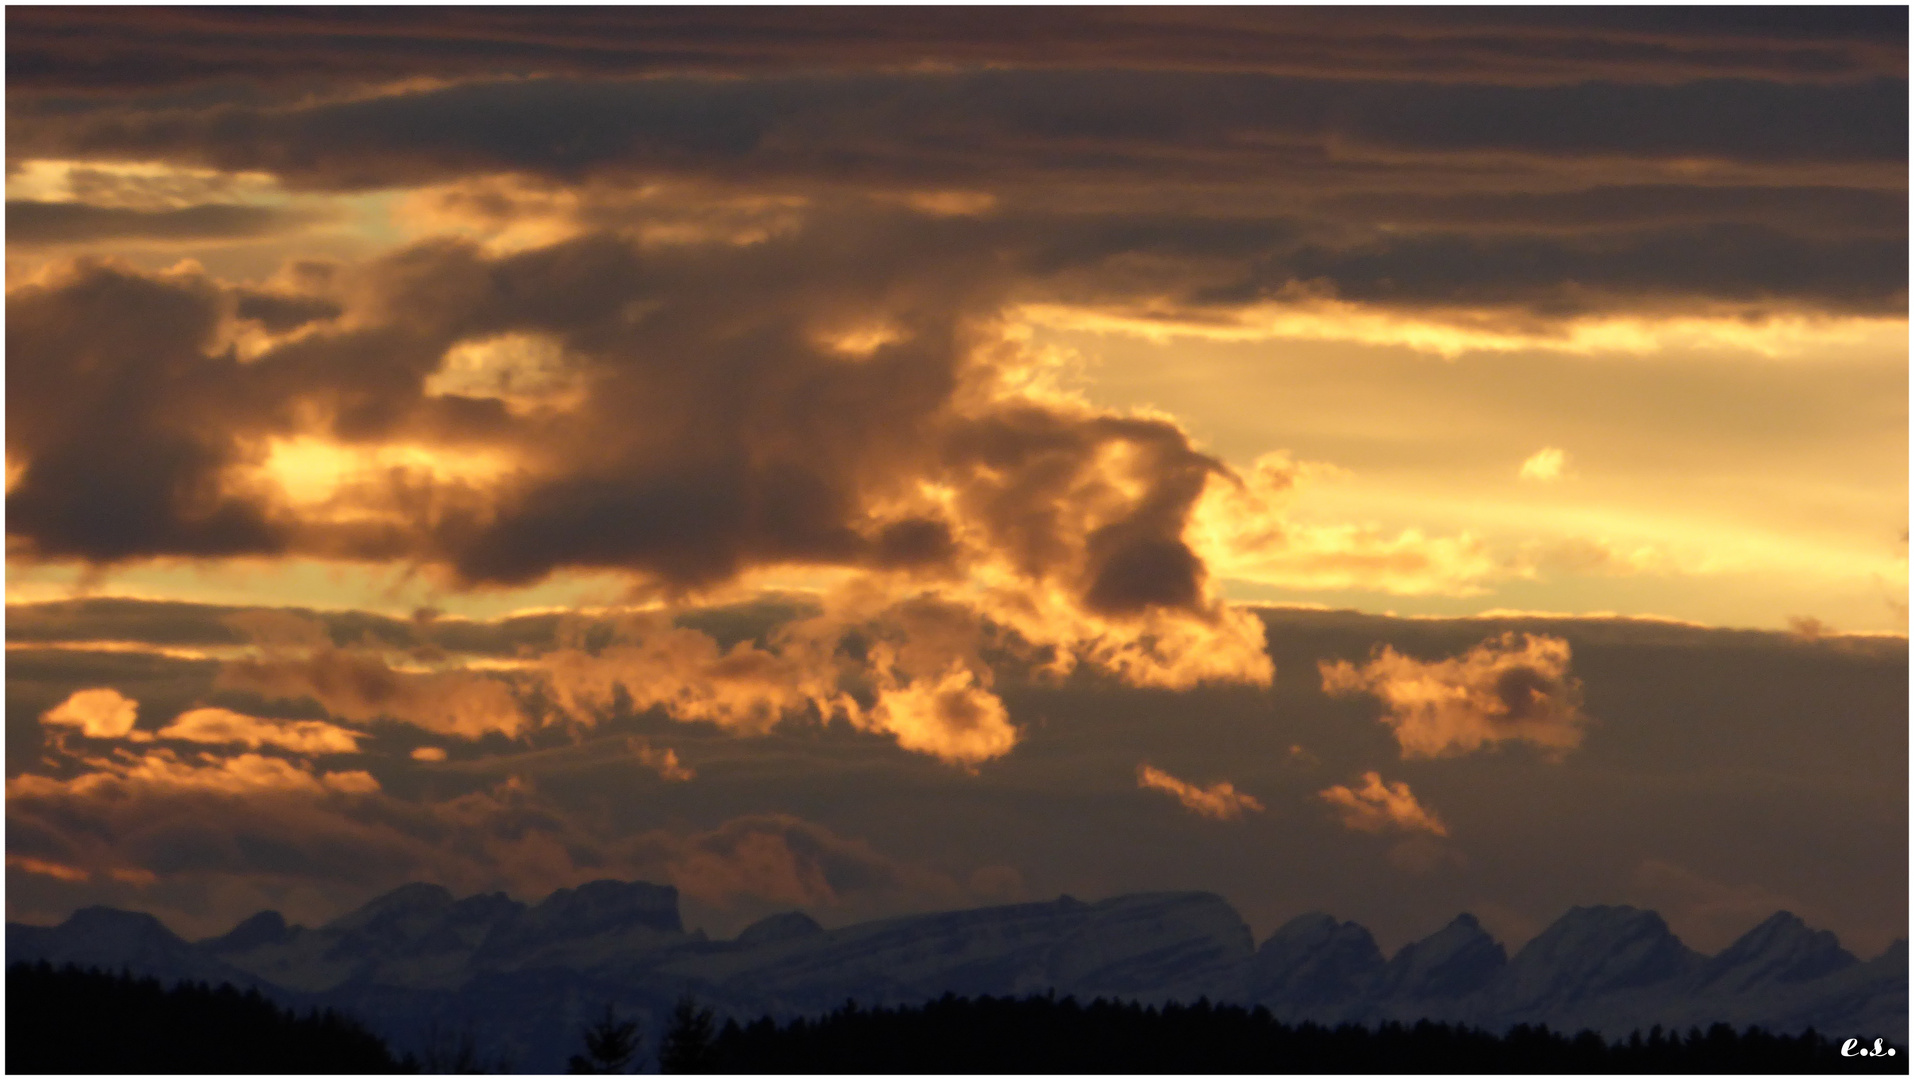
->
[8, 882, 1904, 1072]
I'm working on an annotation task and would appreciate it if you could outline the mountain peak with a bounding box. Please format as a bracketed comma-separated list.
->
[528, 879, 682, 936]
[1374, 912, 1506, 1001]
[736, 910, 824, 949]
[329, 882, 455, 932]
[201, 910, 293, 955]
[1493, 903, 1700, 1015]
[59, 906, 178, 945]
[1696, 910, 1855, 993]
[1250, 912, 1384, 1009]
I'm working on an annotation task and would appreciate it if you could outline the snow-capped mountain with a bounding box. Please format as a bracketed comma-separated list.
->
[1377, 913, 1507, 999]
[1480, 904, 1705, 1025]
[1246, 912, 1383, 1018]
[1691, 911, 1856, 996]
[8, 884, 1904, 1072]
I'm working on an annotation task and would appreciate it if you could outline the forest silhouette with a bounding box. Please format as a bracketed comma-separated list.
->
[662, 993, 1906, 1074]
[7, 962, 401, 1073]
[8, 963, 1904, 1073]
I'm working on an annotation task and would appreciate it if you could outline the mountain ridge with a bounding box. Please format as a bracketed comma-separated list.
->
[9, 881, 1904, 1072]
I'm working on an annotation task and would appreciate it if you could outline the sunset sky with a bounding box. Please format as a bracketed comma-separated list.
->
[6, 8, 1906, 960]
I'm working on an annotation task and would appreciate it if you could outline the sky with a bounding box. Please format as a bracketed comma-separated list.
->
[5, 8, 1907, 960]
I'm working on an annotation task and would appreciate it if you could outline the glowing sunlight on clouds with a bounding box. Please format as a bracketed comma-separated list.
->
[1137, 764, 1265, 821]
[1519, 447, 1569, 483]
[40, 688, 144, 740]
[1320, 632, 1590, 761]
[1318, 772, 1449, 837]
[157, 707, 363, 755]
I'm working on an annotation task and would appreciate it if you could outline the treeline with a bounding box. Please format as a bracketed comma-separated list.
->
[664, 993, 1905, 1073]
[7, 962, 403, 1074]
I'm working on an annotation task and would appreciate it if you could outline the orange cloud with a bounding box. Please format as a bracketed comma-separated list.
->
[217, 650, 528, 739]
[8, 749, 378, 799]
[1320, 632, 1589, 760]
[158, 707, 362, 754]
[40, 688, 145, 740]
[1136, 763, 1265, 821]
[6, 853, 90, 882]
[629, 738, 694, 782]
[533, 589, 1265, 767]
[541, 617, 830, 736]
[1318, 772, 1449, 837]
[863, 665, 1018, 767]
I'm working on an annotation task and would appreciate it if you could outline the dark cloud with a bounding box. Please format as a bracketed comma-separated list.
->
[6, 200, 319, 246]
[1314, 185, 1907, 239]
[3, 595, 813, 661]
[8, 189, 1902, 577]
[2, 216, 1232, 619]
[5, 260, 287, 561]
[1248, 223, 1907, 316]
[12, 72, 1903, 198]
[5, 7, 1900, 100]
[7, 598, 255, 647]
[233, 288, 342, 333]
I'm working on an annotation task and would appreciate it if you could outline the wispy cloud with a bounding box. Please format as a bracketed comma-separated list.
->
[1137, 763, 1265, 821]
[1518, 447, 1569, 482]
[1318, 772, 1448, 837]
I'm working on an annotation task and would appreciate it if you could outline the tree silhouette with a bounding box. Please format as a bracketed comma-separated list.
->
[568, 1004, 642, 1074]
[659, 997, 717, 1073]
[661, 992, 1907, 1073]
[7, 962, 401, 1073]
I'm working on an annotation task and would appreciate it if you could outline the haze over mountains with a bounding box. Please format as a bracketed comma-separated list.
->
[10, 880, 1903, 1072]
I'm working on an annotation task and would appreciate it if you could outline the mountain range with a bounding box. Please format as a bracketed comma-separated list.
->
[9, 883, 1905, 1072]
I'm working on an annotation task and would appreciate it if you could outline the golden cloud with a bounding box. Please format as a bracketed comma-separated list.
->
[541, 615, 831, 736]
[628, 737, 695, 782]
[40, 689, 149, 739]
[1318, 771, 1449, 837]
[1320, 632, 1590, 760]
[1136, 763, 1265, 821]
[158, 707, 362, 755]
[10, 748, 377, 799]
[862, 665, 1018, 768]
[40, 687, 145, 740]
